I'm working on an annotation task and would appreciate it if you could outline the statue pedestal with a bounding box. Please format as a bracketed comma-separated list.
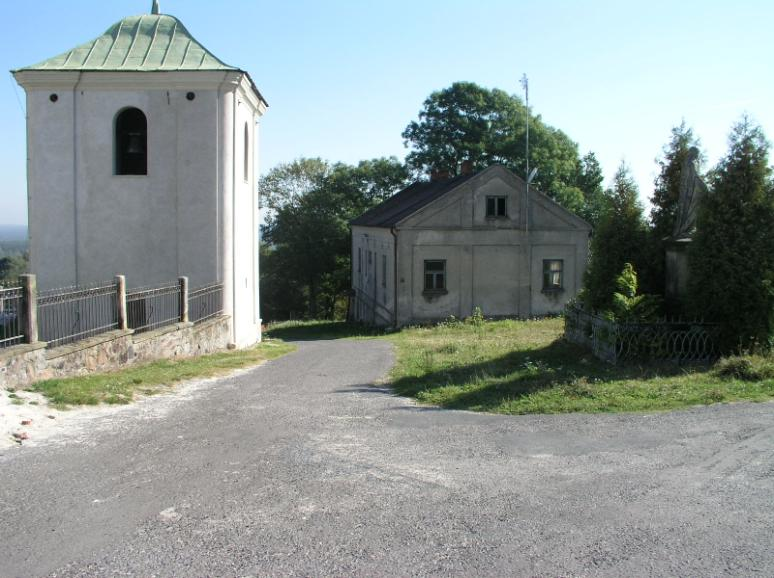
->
[665, 237, 691, 300]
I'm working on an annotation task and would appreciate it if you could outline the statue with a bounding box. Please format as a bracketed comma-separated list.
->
[672, 147, 708, 239]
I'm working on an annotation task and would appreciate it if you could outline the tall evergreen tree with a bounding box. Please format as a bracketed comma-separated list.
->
[689, 117, 774, 351]
[582, 163, 649, 311]
[575, 152, 606, 228]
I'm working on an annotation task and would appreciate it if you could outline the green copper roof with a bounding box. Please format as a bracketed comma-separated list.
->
[16, 14, 240, 72]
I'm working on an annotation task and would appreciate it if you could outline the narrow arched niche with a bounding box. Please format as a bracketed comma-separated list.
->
[115, 107, 148, 175]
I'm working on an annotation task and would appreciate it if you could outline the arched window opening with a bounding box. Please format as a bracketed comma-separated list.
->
[115, 108, 147, 175]
[244, 122, 250, 182]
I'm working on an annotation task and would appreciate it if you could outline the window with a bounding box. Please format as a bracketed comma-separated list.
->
[115, 108, 147, 175]
[358, 248, 362, 273]
[244, 123, 250, 182]
[543, 259, 564, 292]
[381, 255, 387, 288]
[486, 196, 507, 217]
[424, 260, 446, 292]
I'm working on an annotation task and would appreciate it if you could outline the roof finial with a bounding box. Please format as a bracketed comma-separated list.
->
[151, 0, 160, 14]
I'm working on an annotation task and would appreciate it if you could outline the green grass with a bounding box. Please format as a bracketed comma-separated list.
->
[386, 317, 774, 414]
[28, 339, 295, 408]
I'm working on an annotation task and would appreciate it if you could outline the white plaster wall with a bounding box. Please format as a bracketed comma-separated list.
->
[351, 226, 394, 326]
[25, 87, 77, 289]
[24, 79, 221, 290]
[388, 167, 591, 326]
[231, 88, 261, 347]
[19, 71, 266, 348]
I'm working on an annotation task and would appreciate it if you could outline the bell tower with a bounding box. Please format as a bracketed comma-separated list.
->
[13, 2, 268, 347]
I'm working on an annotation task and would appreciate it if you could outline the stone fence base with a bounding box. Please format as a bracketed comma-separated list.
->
[0, 315, 231, 388]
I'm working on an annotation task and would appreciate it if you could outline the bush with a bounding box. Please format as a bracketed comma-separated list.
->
[715, 355, 774, 381]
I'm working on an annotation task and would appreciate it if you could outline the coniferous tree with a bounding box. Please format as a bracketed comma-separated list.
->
[575, 152, 606, 228]
[582, 163, 649, 311]
[689, 117, 774, 351]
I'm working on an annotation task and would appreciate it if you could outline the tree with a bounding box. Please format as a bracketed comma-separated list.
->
[401, 82, 595, 213]
[689, 117, 774, 351]
[261, 158, 410, 320]
[0, 254, 27, 284]
[574, 152, 607, 228]
[582, 163, 649, 311]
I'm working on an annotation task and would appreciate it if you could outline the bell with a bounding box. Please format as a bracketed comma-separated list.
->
[126, 132, 145, 155]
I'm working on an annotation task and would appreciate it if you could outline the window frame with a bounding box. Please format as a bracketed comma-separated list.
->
[114, 107, 148, 176]
[423, 259, 447, 294]
[485, 195, 508, 218]
[542, 259, 564, 293]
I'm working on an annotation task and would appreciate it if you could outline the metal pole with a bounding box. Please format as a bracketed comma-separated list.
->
[520, 74, 532, 316]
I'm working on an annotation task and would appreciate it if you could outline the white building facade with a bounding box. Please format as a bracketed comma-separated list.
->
[13, 5, 267, 347]
[351, 166, 591, 326]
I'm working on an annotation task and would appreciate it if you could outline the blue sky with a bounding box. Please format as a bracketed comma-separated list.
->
[2, 0, 773, 226]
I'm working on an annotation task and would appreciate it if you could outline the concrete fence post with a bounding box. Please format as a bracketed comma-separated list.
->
[20, 274, 38, 344]
[115, 275, 127, 331]
[179, 276, 189, 323]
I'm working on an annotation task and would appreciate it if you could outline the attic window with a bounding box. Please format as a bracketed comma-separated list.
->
[115, 108, 147, 175]
[486, 196, 507, 217]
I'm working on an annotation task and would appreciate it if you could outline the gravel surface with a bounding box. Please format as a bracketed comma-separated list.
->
[0, 338, 773, 577]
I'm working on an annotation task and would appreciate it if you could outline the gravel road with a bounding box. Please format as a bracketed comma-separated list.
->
[0, 338, 773, 577]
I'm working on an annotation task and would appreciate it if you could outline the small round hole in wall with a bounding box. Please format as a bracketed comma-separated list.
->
[186, 92, 196, 101]
[49, 94, 59, 103]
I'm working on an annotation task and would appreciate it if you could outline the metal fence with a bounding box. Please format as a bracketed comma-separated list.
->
[0, 284, 24, 349]
[564, 306, 721, 365]
[127, 282, 182, 334]
[38, 281, 119, 348]
[188, 283, 223, 324]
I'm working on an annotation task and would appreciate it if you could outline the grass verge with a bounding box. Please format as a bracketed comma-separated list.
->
[387, 317, 774, 414]
[28, 338, 295, 408]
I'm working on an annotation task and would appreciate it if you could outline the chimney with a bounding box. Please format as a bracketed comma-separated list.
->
[460, 160, 474, 175]
[430, 168, 450, 181]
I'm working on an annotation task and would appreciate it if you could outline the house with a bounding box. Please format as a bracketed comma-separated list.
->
[350, 165, 591, 326]
[12, 2, 267, 348]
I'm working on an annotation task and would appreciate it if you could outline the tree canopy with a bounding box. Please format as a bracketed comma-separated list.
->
[401, 82, 600, 218]
[260, 157, 410, 321]
[689, 117, 774, 351]
[582, 163, 649, 311]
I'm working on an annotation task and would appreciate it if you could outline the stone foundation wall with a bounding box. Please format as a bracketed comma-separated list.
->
[0, 315, 232, 389]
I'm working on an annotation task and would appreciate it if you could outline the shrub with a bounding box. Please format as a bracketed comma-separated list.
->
[715, 355, 774, 381]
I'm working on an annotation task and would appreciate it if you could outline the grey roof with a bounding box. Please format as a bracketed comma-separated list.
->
[15, 14, 238, 72]
[351, 172, 479, 228]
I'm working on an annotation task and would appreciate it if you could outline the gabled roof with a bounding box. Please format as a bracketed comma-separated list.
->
[14, 14, 238, 73]
[351, 171, 479, 227]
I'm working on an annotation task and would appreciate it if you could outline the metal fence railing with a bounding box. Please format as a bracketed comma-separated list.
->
[38, 281, 119, 348]
[188, 283, 223, 324]
[0, 284, 24, 349]
[564, 305, 720, 365]
[127, 282, 182, 334]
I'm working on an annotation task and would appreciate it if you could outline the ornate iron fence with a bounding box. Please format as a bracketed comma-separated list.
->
[38, 281, 119, 347]
[127, 282, 182, 334]
[0, 284, 24, 349]
[188, 283, 223, 324]
[564, 306, 720, 365]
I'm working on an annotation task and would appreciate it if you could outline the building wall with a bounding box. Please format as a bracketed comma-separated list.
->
[19, 71, 265, 348]
[355, 167, 591, 326]
[351, 226, 395, 326]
